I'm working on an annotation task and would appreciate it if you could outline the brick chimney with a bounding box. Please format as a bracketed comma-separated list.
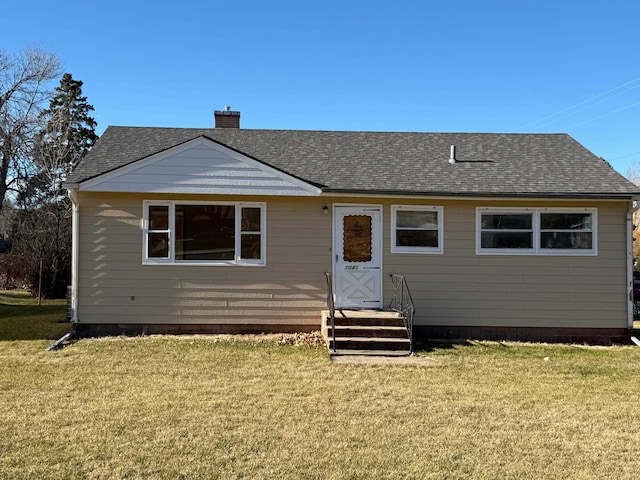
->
[214, 106, 240, 128]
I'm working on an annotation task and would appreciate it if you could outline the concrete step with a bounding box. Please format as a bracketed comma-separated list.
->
[321, 309, 411, 355]
[322, 311, 404, 327]
[325, 325, 409, 338]
[329, 349, 412, 357]
[328, 336, 411, 352]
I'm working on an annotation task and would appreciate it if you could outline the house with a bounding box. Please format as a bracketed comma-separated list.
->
[64, 109, 640, 345]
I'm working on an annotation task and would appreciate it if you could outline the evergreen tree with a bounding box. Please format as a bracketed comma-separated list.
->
[26, 73, 98, 205]
[3, 73, 97, 297]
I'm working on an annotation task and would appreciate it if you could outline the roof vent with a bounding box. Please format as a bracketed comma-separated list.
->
[449, 145, 457, 164]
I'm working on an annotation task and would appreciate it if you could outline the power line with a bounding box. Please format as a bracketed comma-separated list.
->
[527, 83, 640, 130]
[611, 150, 640, 161]
[515, 75, 640, 132]
[563, 101, 640, 129]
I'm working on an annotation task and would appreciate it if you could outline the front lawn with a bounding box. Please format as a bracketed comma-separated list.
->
[1, 343, 640, 478]
[1, 292, 639, 479]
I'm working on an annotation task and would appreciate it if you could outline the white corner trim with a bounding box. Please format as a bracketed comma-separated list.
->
[67, 188, 80, 323]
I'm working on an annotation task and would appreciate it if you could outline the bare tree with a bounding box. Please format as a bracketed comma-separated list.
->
[0, 48, 60, 214]
[2, 201, 71, 295]
[627, 163, 640, 262]
[2, 73, 97, 297]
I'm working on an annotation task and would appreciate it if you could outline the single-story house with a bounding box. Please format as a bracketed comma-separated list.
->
[65, 109, 640, 345]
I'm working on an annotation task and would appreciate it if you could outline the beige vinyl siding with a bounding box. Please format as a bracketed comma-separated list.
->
[77, 192, 331, 326]
[380, 199, 628, 329]
[77, 192, 630, 330]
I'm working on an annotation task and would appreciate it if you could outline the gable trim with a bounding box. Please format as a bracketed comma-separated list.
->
[78, 136, 322, 196]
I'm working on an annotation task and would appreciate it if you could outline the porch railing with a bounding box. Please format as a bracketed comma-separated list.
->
[324, 272, 337, 353]
[389, 274, 416, 353]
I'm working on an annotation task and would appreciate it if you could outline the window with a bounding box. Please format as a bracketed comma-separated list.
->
[147, 205, 170, 258]
[476, 208, 596, 255]
[479, 212, 533, 251]
[539, 212, 593, 251]
[391, 205, 443, 254]
[143, 201, 265, 265]
[344, 215, 373, 262]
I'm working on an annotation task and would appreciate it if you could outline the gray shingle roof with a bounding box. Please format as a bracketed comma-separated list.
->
[67, 126, 640, 198]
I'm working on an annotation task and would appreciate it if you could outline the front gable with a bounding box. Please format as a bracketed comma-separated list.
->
[78, 137, 321, 196]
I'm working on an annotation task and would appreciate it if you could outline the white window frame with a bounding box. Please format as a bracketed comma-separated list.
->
[145, 201, 171, 262]
[476, 207, 597, 256]
[477, 207, 535, 255]
[391, 205, 444, 254]
[142, 200, 266, 266]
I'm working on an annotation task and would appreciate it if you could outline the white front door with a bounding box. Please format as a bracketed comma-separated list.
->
[333, 206, 383, 309]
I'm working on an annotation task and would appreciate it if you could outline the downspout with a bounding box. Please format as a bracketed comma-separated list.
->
[48, 186, 80, 351]
[68, 186, 80, 325]
[626, 198, 640, 330]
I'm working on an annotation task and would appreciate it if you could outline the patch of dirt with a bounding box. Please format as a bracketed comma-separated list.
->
[277, 331, 326, 347]
[330, 355, 437, 365]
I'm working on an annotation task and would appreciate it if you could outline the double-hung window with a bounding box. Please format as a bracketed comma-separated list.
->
[539, 212, 594, 251]
[476, 207, 596, 255]
[143, 201, 266, 265]
[478, 210, 534, 252]
[391, 205, 443, 254]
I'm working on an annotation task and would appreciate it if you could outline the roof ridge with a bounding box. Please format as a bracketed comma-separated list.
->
[103, 125, 570, 136]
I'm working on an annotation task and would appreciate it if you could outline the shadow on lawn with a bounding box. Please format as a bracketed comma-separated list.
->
[414, 338, 475, 353]
[0, 303, 71, 341]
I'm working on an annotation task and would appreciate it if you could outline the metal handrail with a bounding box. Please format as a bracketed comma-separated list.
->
[324, 272, 337, 353]
[389, 274, 416, 353]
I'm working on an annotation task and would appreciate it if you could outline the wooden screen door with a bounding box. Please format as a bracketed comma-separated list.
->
[333, 206, 382, 309]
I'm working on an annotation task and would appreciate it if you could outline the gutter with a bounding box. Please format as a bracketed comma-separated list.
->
[46, 330, 76, 351]
[627, 198, 640, 330]
[320, 189, 639, 201]
[46, 184, 81, 351]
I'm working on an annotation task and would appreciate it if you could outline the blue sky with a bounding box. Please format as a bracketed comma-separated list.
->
[3, 0, 639, 175]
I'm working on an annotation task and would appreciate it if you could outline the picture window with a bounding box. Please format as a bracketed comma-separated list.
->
[143, 201, 265, 265]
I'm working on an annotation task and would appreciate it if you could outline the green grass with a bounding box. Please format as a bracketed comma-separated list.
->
[1, 295, 640, 479]
[0, 290, 69, 341]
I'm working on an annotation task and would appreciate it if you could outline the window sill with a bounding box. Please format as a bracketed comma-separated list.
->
[476, 250, 597, 256]
[391, 247, 443, 255]
[142, 261, 266, 266]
